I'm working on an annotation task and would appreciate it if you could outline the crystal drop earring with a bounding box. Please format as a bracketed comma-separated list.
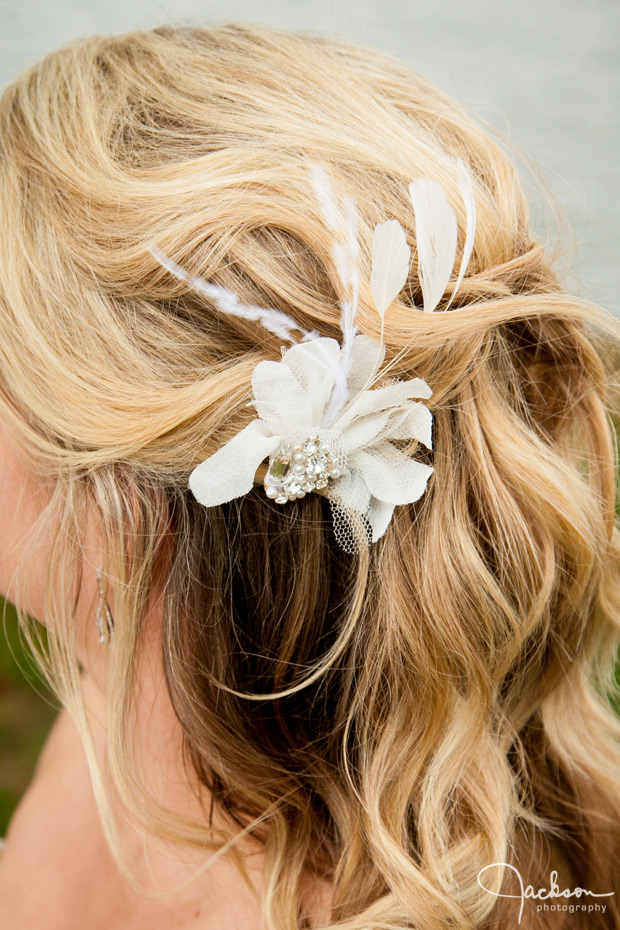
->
[96, 563, 115, 648]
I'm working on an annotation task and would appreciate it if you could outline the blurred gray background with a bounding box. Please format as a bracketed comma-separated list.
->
[1, 0, 618, 316]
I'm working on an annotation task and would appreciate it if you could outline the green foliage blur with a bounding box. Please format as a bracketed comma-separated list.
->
[0, 600, 59, 836]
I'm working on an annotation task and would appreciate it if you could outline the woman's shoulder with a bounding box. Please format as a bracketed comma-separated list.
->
[0, 693, 331, 929]
[0, 707, 101, 928]
[0, 706, 271, 930]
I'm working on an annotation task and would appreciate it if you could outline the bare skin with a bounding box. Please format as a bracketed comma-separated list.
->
[0, 680, 271, 930]
[0, 420, 332, 929]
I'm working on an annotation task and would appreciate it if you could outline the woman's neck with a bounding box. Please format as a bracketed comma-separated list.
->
[0, 661, 270, 930]
[0, 578, 331, 929]
[76, 637, 273, 925]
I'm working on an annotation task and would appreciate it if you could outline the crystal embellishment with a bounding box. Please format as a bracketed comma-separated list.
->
[264, 433, 343, 503]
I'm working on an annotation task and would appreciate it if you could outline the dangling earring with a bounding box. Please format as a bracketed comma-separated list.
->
[96, 564, 115, 648]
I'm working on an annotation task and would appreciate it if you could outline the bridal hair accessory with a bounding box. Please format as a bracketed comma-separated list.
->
[148, 158, 476, 554]
[96, 564, 114, 648]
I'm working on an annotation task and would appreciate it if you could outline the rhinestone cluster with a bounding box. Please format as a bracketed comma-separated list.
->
[264, 433, 343, 503]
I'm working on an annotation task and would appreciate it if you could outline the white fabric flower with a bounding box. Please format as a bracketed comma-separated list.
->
[151, 156, 476, 553]
[189, 332, 434, 551]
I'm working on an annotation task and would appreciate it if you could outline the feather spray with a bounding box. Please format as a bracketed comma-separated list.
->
[147, 242, 320, 344]
[408, 177, 458, 313]
[307, 164, 362, 429]
[443, 157, 476, 311]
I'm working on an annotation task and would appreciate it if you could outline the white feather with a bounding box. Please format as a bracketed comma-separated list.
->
[321, 194, 360, 429]
[339, 193, 360, 354]
[307, 164, 364, 429]
[408, 178, 458, 313]
[331, 242, 351, 295]
[308, 162, 341, 232]
[147, 242, 317, 344]
[370, 219, 411, 321]
[443, 157, 477, 311]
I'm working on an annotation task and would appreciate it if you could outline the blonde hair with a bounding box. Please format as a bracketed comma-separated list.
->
[1, 22, 620, 930]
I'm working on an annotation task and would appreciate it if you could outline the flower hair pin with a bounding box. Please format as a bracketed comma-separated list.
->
[148, 158, 476, 554]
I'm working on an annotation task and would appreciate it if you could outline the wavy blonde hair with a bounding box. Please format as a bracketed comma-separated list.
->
[1, 22, 620, 930]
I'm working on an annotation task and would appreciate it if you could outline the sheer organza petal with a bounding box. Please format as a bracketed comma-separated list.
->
[350, 441, 434, 504]
[280, 337, 341, 422]
[340, 409, 393, 454]
[336, 378, 432, 431]
[366, 496, 396, 542]
[251, 359, 314, 433]
[189, 419, 281, 506]
[327, 467, 371, 514]
[345, 334, 386, 395]
[386, 402, 433, 450]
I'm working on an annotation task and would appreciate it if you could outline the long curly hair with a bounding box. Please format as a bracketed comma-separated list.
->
[1, 22, 619, 930]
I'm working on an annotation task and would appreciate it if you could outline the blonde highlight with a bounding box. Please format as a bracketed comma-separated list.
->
[1, 21, 619, 929]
